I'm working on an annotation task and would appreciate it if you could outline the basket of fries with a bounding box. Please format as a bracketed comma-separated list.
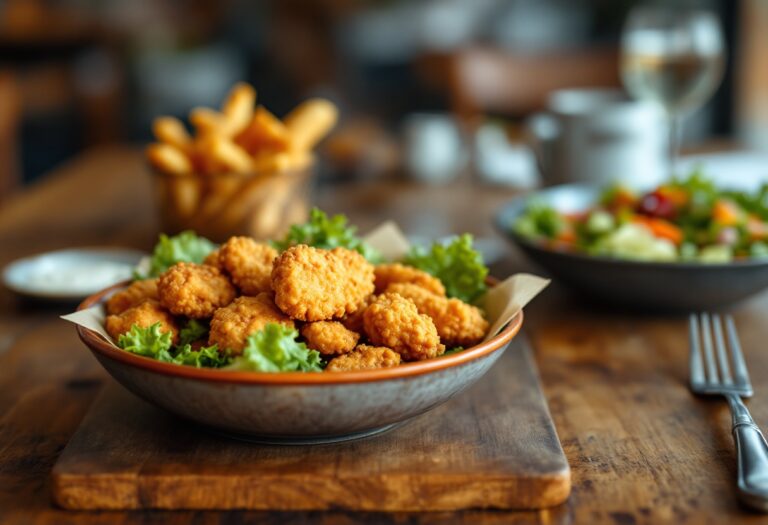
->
[146, 82, 338, 242]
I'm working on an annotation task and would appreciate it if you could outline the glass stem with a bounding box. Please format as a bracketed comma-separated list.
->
[668, 114, 682, 176]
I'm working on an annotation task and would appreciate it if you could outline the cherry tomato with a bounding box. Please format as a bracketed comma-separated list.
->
[637, 190, 677, 220]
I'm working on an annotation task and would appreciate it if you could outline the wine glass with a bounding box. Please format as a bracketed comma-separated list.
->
[621, 6, 725, 174]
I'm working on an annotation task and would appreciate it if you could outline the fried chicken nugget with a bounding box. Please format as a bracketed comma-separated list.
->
[300, 321, 359, 356]
[219, 236, 278, 295]
[386, 283, 489, 348]
[374, 263, 445, 296]
[271, 245, 375, 321]
[326, 344, 401, 372]
[105, 300, 179, 343]
[203, 248, 224, 270]
[208, 293, 294, 354]
[158, 262, 236, 319]
[363, 293, 444, 361]
[340, 294, 375, 333]
[105, 279, 159, 315]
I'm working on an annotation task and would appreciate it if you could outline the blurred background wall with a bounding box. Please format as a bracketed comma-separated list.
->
[0, 0, 762, 194]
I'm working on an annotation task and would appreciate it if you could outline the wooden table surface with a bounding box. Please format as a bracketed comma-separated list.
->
[3, 146, 768, 524]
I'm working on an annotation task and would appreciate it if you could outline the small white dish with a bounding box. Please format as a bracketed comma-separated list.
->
[3, 248, 146, 301]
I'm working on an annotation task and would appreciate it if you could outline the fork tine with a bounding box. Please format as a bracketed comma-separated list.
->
[700, 313, 719, 384]
[689, 313, 706, 387]
[712, 314, 733, 385]
[726, 315, 752, 390]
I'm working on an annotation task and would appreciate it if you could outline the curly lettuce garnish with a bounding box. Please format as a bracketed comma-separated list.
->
[273, 208, 381, 262]
[404, 234, 488, 303]
[139, 231, 217, 279]
[228, 323, 323, 373]
[116, 322, 230, 368]
[178, 319, 210, 347]
[171, 343, 231, 368]
[117, 323, 174, 361]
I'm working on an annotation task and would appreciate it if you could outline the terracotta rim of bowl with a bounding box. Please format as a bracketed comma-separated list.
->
[76, 279, 523, 385]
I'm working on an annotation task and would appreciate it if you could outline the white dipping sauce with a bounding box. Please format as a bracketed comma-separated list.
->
[3, 248, 145, 299]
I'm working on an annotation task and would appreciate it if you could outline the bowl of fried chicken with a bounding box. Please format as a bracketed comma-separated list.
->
[74, 212, 525, 444]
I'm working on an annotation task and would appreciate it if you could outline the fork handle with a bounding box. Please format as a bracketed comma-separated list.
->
[727, 394, 768, 511]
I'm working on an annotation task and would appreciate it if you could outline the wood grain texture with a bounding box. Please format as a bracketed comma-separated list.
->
[51, 336, 570, 511]
[1, 146, 767, 523]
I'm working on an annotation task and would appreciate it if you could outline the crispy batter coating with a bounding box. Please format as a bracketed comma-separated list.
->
[208, 293, 294, 354]
[203, 248, 224, 270]
[326, 344, 401, 372]
[105, 300, 179, 343]
[271, 245, 375, 321]
[157, 262, 236, 319]
[386, 283, 488, 348]
[374, 263, 445, 296]
[340, 294, 375, 333]
[300, 321, 359, 355]
[363, 293, 444, 361]
[219, 236, 278, 295]
[105, 279, 159, 315]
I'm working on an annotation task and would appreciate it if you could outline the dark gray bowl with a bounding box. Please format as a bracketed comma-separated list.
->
[495, 183, 768, 311]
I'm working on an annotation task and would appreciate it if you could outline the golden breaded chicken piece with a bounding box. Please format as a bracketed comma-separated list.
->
[374, 263, 445, 296]
[363, 293, 444, 361]
[203, 248, 224, 270]
[271, 245, 375, 321]
[158, 262, 236, 319]
[326, 344, 401, 372]
[208, 293, 294, 354]
[300, 321, 359, 355]
[340, 294, 375, 333]
[105, 279, 159, 315]
[105, 300, 179, 344]
[386, 283, 488, 348]
[219, 236, 278, 295]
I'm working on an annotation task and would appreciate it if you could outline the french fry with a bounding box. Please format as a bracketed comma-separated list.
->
[190, 107, 230, 137]
[146, 143, 193, 176]
[166, 176, 201, 220]
[236, 106, 292, 154]
[283, 98, 338, 151]
[152, 116, 192, 152]
[251, 151, 292, 174]
[209, 136, 253, 174]
[195, 174, 246, 227]
[221, 82, 256, 136]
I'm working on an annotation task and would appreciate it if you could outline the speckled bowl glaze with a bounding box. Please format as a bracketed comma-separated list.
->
[76, 281, 523, 444]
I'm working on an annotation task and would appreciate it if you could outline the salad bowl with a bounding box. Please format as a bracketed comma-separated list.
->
[77, 280, 523, 444]
[496, 183, 768, 311]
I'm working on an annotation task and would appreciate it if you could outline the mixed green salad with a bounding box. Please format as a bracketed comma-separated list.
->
[513, 172, 768, 263]
[115, 209, 487, 371]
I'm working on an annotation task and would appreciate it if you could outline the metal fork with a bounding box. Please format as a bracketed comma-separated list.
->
[690, 313, 768, 511]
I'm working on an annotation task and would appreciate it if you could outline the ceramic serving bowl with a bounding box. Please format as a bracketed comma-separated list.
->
[496, 183, 768, 311]
[76, 281, 522, 444]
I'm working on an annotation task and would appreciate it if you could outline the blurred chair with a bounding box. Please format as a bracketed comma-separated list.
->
[419, 46, 621, 125]
[0, 71, 21, 200]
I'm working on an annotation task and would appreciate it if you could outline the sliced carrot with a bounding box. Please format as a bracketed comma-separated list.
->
[632, 216, 684, 245]
[712, 199, 744, 226]
[555, 226, 577, 244]
[658, 186, 689, 207]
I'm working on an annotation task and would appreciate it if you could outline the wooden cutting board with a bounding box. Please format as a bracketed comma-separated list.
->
[51, 335, 570, 511]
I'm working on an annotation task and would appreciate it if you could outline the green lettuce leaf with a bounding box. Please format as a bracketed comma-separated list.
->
[140, 231, 216, 279]
[228, 323, 323, 373]
[404, 234, 488, 303]
[117, 322, 230, 368]
[117, 322, 174, 361]
[273, 208, 381, 262]
[178, 319, 210, 347]
[172, 343, 231, 368]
